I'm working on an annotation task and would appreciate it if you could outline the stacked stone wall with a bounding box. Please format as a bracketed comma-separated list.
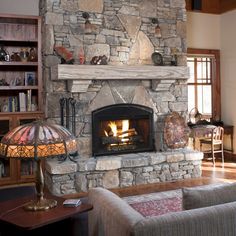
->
[39, 0, 187, 121]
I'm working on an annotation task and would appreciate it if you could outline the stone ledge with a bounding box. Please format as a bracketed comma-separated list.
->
[96, 156, 122, 170]
[46, 149, 203, 175]
[45, 159, 77, 174]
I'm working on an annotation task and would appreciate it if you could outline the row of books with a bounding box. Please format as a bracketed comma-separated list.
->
[0, 90, 37, 112]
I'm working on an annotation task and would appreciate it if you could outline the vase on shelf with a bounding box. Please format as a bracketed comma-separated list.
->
[28, 48, 37, 62]
[0, 45, 9, 61]
[10, 52, 21, 61]
[19, 48, 29, 62]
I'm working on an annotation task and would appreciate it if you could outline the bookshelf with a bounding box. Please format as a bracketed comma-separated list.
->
[0, 14, 44, 186]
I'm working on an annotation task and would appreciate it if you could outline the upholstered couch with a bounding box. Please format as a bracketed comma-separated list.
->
[88, 184, 236, 236]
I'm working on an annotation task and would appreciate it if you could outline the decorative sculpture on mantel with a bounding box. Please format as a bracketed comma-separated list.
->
[90, 55, 108, 65]
[54, 46, 74, 64]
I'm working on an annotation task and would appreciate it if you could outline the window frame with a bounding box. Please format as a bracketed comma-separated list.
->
[187, 48, 221, 121]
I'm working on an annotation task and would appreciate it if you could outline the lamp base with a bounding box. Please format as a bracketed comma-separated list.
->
[24, 198, 57, 211]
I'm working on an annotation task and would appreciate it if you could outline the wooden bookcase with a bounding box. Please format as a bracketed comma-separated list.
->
[0, 14, 44, 186]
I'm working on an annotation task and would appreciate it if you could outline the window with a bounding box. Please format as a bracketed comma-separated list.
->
[187, 48, 221, 121]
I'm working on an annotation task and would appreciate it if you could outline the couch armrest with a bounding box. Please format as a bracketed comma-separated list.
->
[88, 187, 143, 236]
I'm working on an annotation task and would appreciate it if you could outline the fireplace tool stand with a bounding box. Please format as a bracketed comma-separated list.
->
[59, 97, 77, 162]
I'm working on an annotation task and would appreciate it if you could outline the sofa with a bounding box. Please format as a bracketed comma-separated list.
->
[88, 184, 236, 236]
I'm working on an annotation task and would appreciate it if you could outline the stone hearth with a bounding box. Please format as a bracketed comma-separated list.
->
[45, 150, 202, 195]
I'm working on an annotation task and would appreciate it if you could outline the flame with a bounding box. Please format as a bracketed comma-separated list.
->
[121, 120, 129, 137]
[104, 130, 108, 137]
[104, 120, 130, 138]
[109, 121, 118, 136]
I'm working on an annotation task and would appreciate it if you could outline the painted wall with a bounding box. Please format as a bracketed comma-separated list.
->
[187, 10, 236, 152]
[0, 0, 39, 15]
[187, 12, 221, 49]
[221, 10, 236, 151]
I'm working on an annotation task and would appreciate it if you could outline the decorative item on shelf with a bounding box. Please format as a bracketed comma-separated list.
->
[0, 45, 9, 61]
[31, 102, 38, 112]
[28, 47, 37, 62]
[10, 52, 21, 61]
[82, 12, 92, 33]
[79, 48, 85, 64]
[1, 98, 8, 112]
[0, 120, 78, 211]
[25, 72, 36, 86]
[188, 107, 202, 126]
[151, 18, 162, 38]
[90, 55, 108, 65]
[170, 48, 178, 66]
[19, 48, 29, 62]
[171, 54, 177, 66]
[0, 78, 9, 86]
[10, 77, 23, 86]
[151, 50, 163, 66]
[54, 46, 74, 64]
[164, 112, 190, 149]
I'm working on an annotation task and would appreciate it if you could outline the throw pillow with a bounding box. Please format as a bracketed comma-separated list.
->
[182, 183, 236, 210]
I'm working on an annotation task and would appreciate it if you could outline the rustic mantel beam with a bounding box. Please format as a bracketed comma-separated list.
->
[51, 64, 189, 93]
[52, 65, 189, 81]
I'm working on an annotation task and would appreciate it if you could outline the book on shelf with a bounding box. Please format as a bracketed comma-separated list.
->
[19, 92, 26, 112]
[8, 96, 18, 112]
[63, 199, 81, 207]
[27, 89, 32, 111]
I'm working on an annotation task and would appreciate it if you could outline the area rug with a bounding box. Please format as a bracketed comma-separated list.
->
[123, 189, 183, 218]
[123, 183, 226, 218]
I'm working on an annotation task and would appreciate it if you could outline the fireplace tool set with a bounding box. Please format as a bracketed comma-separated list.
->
[59, 97, 77, 161]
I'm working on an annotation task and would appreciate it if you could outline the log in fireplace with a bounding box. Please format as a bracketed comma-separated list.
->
[92, 104, 155, 156]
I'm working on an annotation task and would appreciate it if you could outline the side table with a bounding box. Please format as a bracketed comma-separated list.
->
[0, 194, 93, 235]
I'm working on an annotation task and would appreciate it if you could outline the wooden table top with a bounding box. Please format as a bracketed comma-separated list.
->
[0, 194, 93, 230]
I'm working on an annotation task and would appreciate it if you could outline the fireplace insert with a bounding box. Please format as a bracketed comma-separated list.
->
[92, 104, 155, 156]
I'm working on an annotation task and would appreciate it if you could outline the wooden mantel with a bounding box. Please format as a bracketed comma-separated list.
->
[51, 64, 189, 92]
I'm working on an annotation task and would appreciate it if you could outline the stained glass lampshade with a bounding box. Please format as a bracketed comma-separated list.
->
[0, 120, 78, 211]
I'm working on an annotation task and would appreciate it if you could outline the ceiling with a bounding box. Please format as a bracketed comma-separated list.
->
[186, 0, 236, 14]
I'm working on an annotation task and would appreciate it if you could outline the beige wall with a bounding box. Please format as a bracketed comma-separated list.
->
[187, 12, 221, 49]
[187, 10, 236, 152]
[221, 10, 236, 151]
[0, 0, 39, 15]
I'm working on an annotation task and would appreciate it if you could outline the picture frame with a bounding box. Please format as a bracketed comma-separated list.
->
[25, 72, 36, 86]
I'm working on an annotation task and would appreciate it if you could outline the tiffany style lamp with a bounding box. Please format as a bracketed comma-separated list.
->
[0, 120, 78, 211]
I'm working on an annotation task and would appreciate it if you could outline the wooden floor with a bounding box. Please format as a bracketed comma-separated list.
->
[112, 159, 236, 197]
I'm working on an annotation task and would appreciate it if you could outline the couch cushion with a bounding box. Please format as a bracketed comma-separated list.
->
[182, 183, 236, 210]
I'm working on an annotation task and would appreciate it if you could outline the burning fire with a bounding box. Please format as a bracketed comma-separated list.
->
[122, 120, 129, 137]
[104, 120, 137, 142]
[102, 119, 141, 150]
[104, 120, 130, 141]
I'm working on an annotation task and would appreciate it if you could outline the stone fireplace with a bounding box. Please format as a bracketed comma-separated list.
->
[39, 0, 203, 195]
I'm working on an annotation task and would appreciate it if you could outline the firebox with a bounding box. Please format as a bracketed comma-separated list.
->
[92, 104, 155, 156]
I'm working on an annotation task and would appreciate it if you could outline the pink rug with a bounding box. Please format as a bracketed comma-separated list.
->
[123, 189, 182, 218]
